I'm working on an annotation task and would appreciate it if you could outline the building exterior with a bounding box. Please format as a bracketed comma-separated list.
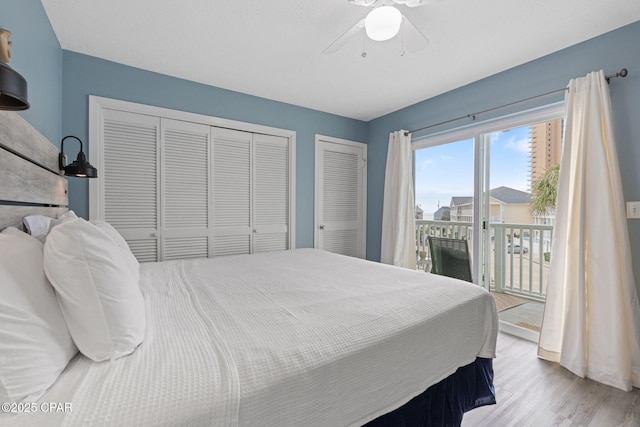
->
[529, 120, 562, 189]
[449, 187, 534, 224]
[529, 119, 562, 225]
[433, 206, 450, 220]
[415, 205, 424, 220]
[450, 197, 473, 222]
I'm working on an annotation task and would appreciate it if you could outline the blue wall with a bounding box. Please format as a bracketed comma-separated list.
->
[366, 21, 640, 290]
[61, 51, 368, 249]
[0, 0, 61, 143]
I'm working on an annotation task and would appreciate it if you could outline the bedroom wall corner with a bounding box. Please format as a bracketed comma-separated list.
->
[0, 0, 62, 144]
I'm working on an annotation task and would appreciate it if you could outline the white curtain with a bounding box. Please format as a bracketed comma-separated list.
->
[538, 70, 640, 391]
[381, 130, 416, 269]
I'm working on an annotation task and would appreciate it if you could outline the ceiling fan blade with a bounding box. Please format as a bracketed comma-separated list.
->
[401, 15, 429, 52]
[393, 0, 445, 7]
[348, 0, 376, 6]
[323, 19, 365, 54]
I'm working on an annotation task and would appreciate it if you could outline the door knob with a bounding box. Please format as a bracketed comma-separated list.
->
[319, 225, 326, 230]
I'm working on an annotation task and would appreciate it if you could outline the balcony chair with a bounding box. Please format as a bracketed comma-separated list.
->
[427, 236, 473, 283]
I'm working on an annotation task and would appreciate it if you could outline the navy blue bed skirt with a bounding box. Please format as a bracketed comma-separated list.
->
[364, 357, 495, 427]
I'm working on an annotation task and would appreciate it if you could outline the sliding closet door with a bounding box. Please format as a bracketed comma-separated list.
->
[91, 96, 296, 262]
[100, 109, 161, 262]
[98, 112, 212, 262]
[253, 134, 290, 252]
[211, 127, 253, 256]
[211, 129, 291, 256]
[161, 119, 212, 260]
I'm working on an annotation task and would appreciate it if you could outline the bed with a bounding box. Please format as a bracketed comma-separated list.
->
[0, 111, 498, 426]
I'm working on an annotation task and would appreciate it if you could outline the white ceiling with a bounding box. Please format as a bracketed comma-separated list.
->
[41, 0, 640, 121]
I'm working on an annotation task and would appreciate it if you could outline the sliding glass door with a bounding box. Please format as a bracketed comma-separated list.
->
[413, 104, 564, 293]
[414, 134, 486, 283]
[414, 138, 474, 273]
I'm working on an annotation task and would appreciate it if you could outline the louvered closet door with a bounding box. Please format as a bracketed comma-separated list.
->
[212, 127, 252, 256]
[102, 109, 160, 262]
[253, 134, 289, 253]
[315, 138, 367, 258]
[161, 119, 211, 261]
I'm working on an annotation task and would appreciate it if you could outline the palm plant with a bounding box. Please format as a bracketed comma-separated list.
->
[530, 164, 560, 262]
[530, 164, 560, 216]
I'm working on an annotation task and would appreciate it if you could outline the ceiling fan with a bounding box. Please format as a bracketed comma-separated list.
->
[323, 0, 443, 55]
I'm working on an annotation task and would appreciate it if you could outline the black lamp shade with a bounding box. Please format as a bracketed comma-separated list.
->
[64, 152, 98, 178]
[0, 61, 29, 110]
[59, 136, 98, 178]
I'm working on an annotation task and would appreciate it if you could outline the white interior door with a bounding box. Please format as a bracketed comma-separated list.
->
[211, 127, 252, 256]
[98, 109, 161, 262]
[315, 135, 367, 258]
[160, 118, 211, 261]
[253, 133, 290, 253]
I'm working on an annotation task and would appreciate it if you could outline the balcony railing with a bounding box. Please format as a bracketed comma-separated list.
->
[416, 220, 553, 301]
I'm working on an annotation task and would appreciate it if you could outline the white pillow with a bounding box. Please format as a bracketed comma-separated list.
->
[0, 230, 78, 403]
[43, 217, 145, 362]
[49, 210, 78, 229]
[90, 220, 139, 272]
[1, 226, 41, 245]
[17, 211, 78, 244]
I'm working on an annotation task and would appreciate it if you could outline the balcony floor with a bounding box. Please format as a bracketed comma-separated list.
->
[493, 293, 545, 342]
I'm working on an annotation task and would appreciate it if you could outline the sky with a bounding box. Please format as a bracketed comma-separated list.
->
[415, 125, 531, 219]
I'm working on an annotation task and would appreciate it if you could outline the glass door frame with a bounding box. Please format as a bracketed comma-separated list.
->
[412, 102, 565, 288]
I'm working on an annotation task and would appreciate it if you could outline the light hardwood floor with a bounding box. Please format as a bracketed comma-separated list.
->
[462, 332, 640, 427]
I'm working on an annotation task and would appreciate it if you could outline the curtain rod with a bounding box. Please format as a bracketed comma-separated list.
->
[404, 68, 628, 136]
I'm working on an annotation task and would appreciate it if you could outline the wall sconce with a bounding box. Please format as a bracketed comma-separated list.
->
[0, 29, 29, 110]
[59, 136, 98, 178]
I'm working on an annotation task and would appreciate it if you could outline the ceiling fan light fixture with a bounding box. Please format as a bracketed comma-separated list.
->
[365, 6, 403, 41]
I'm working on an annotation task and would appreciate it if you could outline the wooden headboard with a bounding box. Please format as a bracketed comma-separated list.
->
[0, 111, 68, 230]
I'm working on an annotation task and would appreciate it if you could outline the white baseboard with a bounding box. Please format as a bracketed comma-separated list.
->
[499, 320, 540, 343]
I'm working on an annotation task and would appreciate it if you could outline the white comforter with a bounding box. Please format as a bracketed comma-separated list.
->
[1, 249, 498, 427]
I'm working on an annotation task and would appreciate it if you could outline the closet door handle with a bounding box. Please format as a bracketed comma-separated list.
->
[319, 225, 326, 230]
